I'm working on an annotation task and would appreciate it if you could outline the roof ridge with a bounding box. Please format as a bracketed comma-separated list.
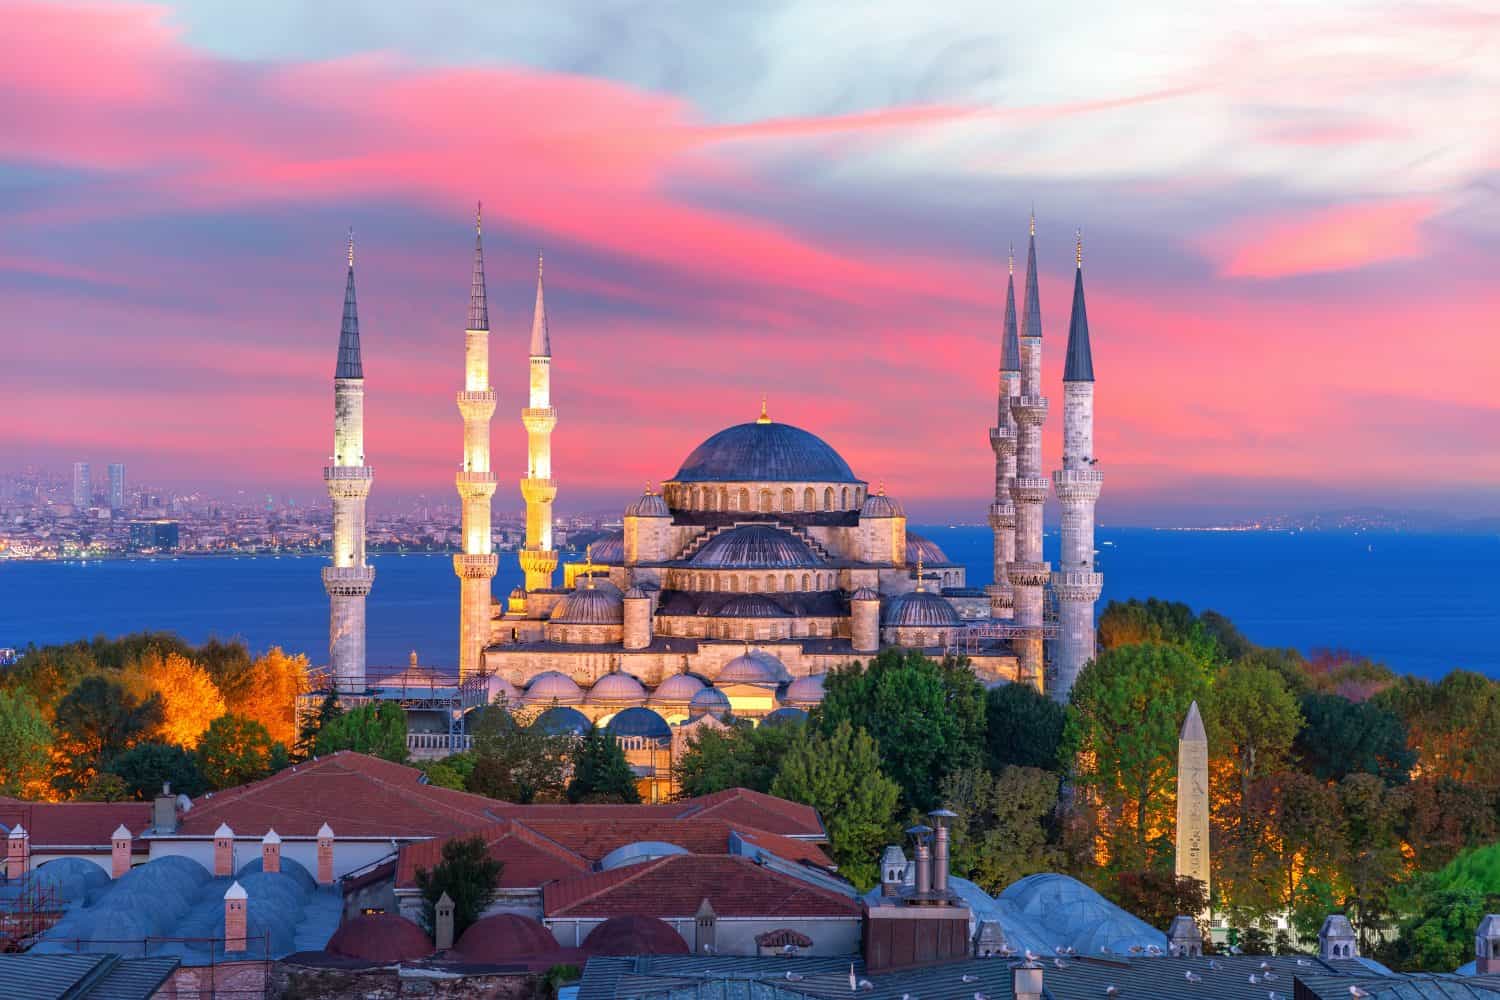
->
[506, 819, 592, 868]
[548, 856, 674, 914]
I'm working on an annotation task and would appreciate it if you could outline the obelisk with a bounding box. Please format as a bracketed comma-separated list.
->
[1175, 700, 1210, 912]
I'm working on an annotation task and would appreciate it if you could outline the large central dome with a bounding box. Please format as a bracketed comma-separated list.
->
[672, 421, 858, 483]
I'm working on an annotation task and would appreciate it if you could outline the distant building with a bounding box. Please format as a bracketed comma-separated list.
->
[71, 462, 90, 509]
[129, 520, 179, 552]
[108, 463, 126, 510]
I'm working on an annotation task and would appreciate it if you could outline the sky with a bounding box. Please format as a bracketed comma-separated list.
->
[4, 1, 1498, 524]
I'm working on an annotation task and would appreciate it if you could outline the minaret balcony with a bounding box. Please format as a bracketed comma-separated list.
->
[519, 477, 558, 504]
[1052, 468, 1103, 503]
[1012, 395, 1049, 426]
[455, 470, 498, 500]
[456, 390, 496, 420]
[322, 565, 374, 596]
[454, 553, 499, 579]
[989, 426, 1016, 456]
[1007, 561, 1051, 588]
[988, 501, 1015, 528]
[522, 407, 557, 434]
[324, 465, 373, 499]
[1010, 476, 1050, 504]
[1051, 570, 1104, 602]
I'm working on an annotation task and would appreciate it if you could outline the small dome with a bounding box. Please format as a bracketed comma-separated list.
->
[714, 594, 789, 618]
[482, 673, 521, 706]
[455, 913, 557, 962]
[599, 841, 690, 871]
[586, 672, 648, 705]
[625, 586, 649, 600]
[626, 491, 670, 517]
[782, 673, 826, 707]
[582, 915, 691, 956]
[531, 705, 593, 736]
[326, 914, 432, 963]
[882, 590, 962, 627]
[717, 650, 785, 687]
[688, 524, 825, 569]
[850, 587, 880, 602]
[551, 586, 624, 626]
[606, 706, 672, 741]
[860, 491, 904, 518]
[905, 532, 951, 566]
[688, 687, 731, 719]
[650, 674, 706, 704]
[524, 670, 584, 705]
[587, 533, 626, 563]
[508, 586, 526, 600]
[762, 707, 808, 727]
[671, 421, 859, 484]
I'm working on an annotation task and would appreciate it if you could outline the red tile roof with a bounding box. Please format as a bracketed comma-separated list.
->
[503, 788, 825, 841]
[543, 855, 860, 919]
[0, 800, 151, 849]
[397, 819, 590, 889]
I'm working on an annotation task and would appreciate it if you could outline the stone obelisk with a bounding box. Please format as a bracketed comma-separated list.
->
[1175, 700, 1210, 913]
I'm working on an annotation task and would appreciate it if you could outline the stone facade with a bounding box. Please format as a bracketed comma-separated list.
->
[270, 962, 535, 1000]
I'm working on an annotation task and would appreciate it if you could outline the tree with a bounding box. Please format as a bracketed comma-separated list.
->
[197, 714, 278, 789]
[107, 741, 207, 799]
[0, 690, 52, 798]
[983, 682, 1065, 772]
[771, 720, 900, 889]
[566, 730, 641, 803]
[226, 648, 309, 746]
[941, 766, 1061, 892]
[1096, 599, 1220, 666]
[1109, 871, 1208, 932]
[78, 772, 129, 802]
[466, 706, 570, 803]
[818, 649, 984, 812]
[673, 720, 802, 798]
[1294, 693, 1415, 785]
[1395, 777, 1497, 872]
[1198, 610, 1255, 661]
[414, 834, 503, 938]
[1062, 643, 1210, 871]
[52, 676, 164, 796]
[419, 759, 468, 790]
[1337, 773, 1406, 946]
[296, 692, 343, 759]
[1385, 884, 1500, 973]
[125, 651, 225, 748]
[313, 701, 408, 763]
[1378, 671, 1500, 786]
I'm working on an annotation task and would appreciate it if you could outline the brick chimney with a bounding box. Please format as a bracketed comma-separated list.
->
[1476, 915, 1500, 974]
[152, 783, 178, 834]
[261, 829, 281, 874]
[213, 823, 235, 877]
[434, 892, 456, 950]
[224, 881, 248, 953]
[1013, 961, 1044, 1000]
[111, 824, 133, 878]
[316, 823, 334, 885]
[6, 824, 29, 880]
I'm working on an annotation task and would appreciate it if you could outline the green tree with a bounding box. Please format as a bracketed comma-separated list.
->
[313, 701, 408, 763]
[414, 834, 503, 938]
[941, 766, 1061, 892]
[107, 741, 207, 799]
[0, 690, 53, 797]
[466, 706, 570, 803]
[419, 753, 475, 791]
[983, 682, 1065, 772]
[1295, 693, 1414, 785]
[52, 675, 164, 796]
[818, 649, 984, 812]
[1378, 671, 1500, 786]
[1063, 643, 1210, 871]
[673, 719, 803, 797]
[771, 720, 900, 889]
[296, 691, 344, 759]
[566, 729, 641, 803]
[78, 772, 129, 802]
[1385, 884, 1500, 973]
[197, 714, 277, 789]
[1395, 777, 1497, 872]
[1198, 610, 1255, 661]
[1337, 772, 1406, 946]
[1097, 599, 1221, 665]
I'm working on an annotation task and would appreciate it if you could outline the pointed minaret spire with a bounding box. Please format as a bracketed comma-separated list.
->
[468, 202, 489, 332]
[1001, 244, 1021, 373]
[529, 251, 550, 357]
[1063, 229, 1094, 383]
[1021, 214, 1043, 342]
[336, 228, 363, 379]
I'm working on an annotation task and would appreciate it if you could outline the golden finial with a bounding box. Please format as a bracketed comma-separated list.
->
[878, 480, 886, 496]
[757, 393, 771, 424]
[1008, 243, 1014, 276]
[584, 543, 595, 588]
[346, 227, 355, 268]
[476, 201, 482, 235]
[1075, 228, 1083, 269]
[916, 550, 925, 592]
[1029, 208, 1036, 238]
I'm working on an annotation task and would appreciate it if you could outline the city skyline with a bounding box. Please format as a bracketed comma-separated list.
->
[5, 2, 1499, 523]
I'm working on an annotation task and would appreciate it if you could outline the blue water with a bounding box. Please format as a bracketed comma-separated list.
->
[1, 528, 1496, 678]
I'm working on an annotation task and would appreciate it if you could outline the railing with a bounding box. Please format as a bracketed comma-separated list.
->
[407, 732, 472, 752]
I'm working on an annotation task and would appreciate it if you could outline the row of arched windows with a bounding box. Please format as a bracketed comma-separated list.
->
[664, 483, 866, 513]
[660, 617, 841, 640]
[670, 570, 835, 592]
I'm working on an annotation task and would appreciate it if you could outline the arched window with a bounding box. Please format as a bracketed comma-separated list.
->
[759, 489, 772, 513]
[738, 488, 750, 511]
[841, 487, 849, 508]
[781, 487, 795, 511]
[801, 573, 810, 590]
[729, 574, 739, 592]
[765, 573, 776, 591]
[689, 487, 698, 508]
[784, 573, 794, 591]
[823, 487, 834, 510]
[719, 487, 729, 510]
[803, 487, 814, 510]
[748, 575, 758, 592]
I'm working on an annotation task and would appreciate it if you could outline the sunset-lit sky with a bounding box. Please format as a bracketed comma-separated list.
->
[6, 1, 1498, 523]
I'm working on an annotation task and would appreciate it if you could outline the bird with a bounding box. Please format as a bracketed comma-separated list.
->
[974, 993, 989, 1000]
[702, 944, 715, 954]
[1100, 946, 1112, 955]
[1025, 950, 1040, 962]
[1249, 974, 1260, 984]
[900, 993, 915, 1000]
[784, 972, 804, 982]
[1259, 961, 1272, 971]
[1104, 987, 1118, 997]
[999, 944, 1017, 957]
[1349, 989, 1370, 998]
[1296, 959, 1312, 967]
[1184, 971, 1201, 983]
[858, 979, 874, 991]
[1208, 960, 1222, 971]
[1147, 944, 1163, 956]
[1054, 958, 1068, 969]
[962, 974, 980, 983]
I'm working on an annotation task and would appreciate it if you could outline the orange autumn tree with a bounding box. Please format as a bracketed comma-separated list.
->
[126, 651, 225, 748]
[227, 647, 309, 746]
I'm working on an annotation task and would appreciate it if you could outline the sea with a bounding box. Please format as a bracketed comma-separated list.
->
[2, 527, 1497, 679]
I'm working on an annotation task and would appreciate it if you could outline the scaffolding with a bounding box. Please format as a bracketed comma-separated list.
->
[296, 667, 500, 758]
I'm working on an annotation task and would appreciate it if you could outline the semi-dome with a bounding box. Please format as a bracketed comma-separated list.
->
[551, 586, 624, 625]
[714, 594, 790, 618]
[860, 490, 905, 518]
[326, 913, 433, 963]
[605, 707, 672, 741]
[625, 491, 670, 517]
[587, 533, 626, 563]
[1000, 873, 1168, 957]
[850, 586, 880, 602]
[582, 915, 691, 955]
[717, 650, 785, 686]
[782, 673, 826, 707]
[672, 421, 859, 484]
[524, 670, 584, 705]
[688, 524, 825, 568]
[586, 672, 647, 705]
[649, 673, 705, 705]
[762, 707, 809, 726]
[599, 841, 690, 870]
[688, 687, 731, 719]
[455, 913, 557, 962]
[531, 705, 592, 736]
[883, 590, 962, 627]
[906, 533, 952, 566]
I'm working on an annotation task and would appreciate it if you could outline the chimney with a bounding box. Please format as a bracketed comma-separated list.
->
[434, 892, 456, 950]
[695, 898, 717, 955]
[879, 846, 907, 897]
[909, 825, 932, 897]
[316, 823, 335, 885]
[1476, 915, 1500, 974]
[1167, 915, 1202, 957]
[6, 824, 29, 880]
[152, 783, 178, 834]
[929, 808, 956, 895]
[213, 823, 235, 877]
[261, 829, 281, 874]
[1013, 961, 1044, 1000]
[1318, 914, 1357, 960]
[111, 824, 133, 878]
[224, 881, 248, 953]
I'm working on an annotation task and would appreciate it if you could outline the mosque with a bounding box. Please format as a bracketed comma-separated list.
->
[317, 206, 1103, 754]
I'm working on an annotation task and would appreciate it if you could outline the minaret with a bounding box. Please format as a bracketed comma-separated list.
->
[1175, 701, 1210, 915]
[1051, 231, 1104, 697]
[1007, 213, 1050, 690]
[323, 230, 375, 693]
[454, 206, 499, 680]
[987, 245, 1021, 620]
[519, 253, 559, 594]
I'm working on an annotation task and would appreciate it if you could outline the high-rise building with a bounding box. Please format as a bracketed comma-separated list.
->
[108, 463, 126, 510]
[72, 462, 90, 509]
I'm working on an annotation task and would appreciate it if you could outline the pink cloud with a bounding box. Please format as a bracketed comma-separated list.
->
[1202, 198, 1438, 279]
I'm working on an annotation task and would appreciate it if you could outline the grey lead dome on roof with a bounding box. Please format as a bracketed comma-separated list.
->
[882, 590, 962, 627]
[625, 491, 670, 517]
[714, 594, 790, 618]
[688, 524, 825, 569]
[551, 586, 624, 625]
[672, 421, 859, 483]
[860, 491, 904, 518]
[905, 532, 952, 567]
